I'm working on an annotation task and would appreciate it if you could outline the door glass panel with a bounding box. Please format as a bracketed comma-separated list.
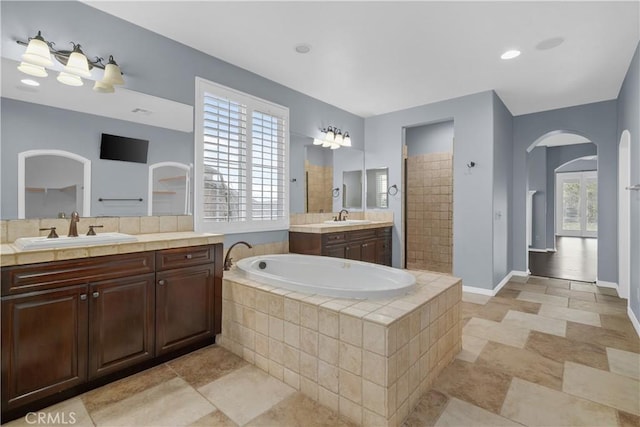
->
[585, 177, 598, 232]
[562, 179, 581, 231]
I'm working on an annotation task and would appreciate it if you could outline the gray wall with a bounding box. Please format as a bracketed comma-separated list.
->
[528, 146, 548, 250]
[1, 1, 364, 245]
[405, 120, 454, 156]
[365, 91, 499, 289]
[492, 92, 514, 284]
[545, 144, 598, 248]
[306, 145, 333, 167]
[1, 98, 192, 218]
[616, 42, 639, 321]
[556, 158, 598, 173]
[513, 100, 618, 283]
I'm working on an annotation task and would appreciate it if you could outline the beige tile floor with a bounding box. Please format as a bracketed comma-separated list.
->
[3, 276, 639, 427]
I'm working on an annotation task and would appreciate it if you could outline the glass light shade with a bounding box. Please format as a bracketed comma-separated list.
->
[334, 132, 344, 145]
[18, 61, 48, 77]
[313, 138, 324, 145]
[64, 51, 91, 77]
[102, 62, 124, 85]
[329, 142, 340, 150]
[93, 80, 115, 93]
[342, 133, 352, 147]
[22, 37, 53, 67]
[321, 140, 332, 148]
[325, 128, 335, 142]
[57, 71, 83, 86]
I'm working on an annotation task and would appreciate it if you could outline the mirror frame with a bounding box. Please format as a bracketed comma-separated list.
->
[147, 161, 192, 216]
[18, 149, 91, 219]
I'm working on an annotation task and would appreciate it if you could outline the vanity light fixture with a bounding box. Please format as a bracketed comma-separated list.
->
[319, 126, 352, 150]
[16, 30, 125, 93]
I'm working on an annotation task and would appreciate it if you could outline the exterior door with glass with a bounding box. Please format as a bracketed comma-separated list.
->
[556, 171, 597, 238]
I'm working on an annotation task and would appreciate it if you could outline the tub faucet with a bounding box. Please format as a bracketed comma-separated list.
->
[224, 241, 253, 271]
[338, 209, 349, 221]
[68, 211, 80, 237]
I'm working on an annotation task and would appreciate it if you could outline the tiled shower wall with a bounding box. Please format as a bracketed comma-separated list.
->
[305, 160, 333, 213]
[406, 152, 453, 273]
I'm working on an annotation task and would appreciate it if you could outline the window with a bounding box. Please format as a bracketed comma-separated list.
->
[195, 78, 289, 233]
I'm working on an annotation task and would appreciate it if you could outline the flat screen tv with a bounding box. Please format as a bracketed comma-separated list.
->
[100, 133, 149, 164]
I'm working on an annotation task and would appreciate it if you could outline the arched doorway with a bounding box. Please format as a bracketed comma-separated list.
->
[526, 132, 598, 282]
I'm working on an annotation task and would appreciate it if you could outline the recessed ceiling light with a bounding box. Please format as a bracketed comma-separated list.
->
[295, 44, 311, 54]
[20, 78, 40, 86]
[501, 50, 521, 60]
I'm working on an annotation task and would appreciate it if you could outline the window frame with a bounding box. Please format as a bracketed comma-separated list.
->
[194, 77, 290, 234]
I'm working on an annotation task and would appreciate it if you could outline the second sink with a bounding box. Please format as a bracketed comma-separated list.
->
[14, 232, 138, 250]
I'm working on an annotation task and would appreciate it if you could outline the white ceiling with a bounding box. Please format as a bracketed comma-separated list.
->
[84, 2, 639, 117]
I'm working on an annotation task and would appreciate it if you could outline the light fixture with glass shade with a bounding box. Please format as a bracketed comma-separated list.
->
[319, 126, 352, 150]
[16, 30, 125, 93]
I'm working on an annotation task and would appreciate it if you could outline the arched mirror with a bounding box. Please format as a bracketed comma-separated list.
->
[18, 149, 91, 219]
[148, 162, 191, 216]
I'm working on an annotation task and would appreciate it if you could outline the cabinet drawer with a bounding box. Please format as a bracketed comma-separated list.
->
[156, 246, 214, 271]
[322, 233, 347, 245]
[1, 252, 155, 297]
[348, 229, 377, 241]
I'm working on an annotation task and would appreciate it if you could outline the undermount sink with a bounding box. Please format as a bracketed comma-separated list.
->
[14, 232, 138, 250]
[323, 219, 373, 225]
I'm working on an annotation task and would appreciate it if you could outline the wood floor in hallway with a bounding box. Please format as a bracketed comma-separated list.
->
[528, 236, 597, 282]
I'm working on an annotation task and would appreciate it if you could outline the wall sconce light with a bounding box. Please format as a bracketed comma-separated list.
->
[314, 126, 352, 150]
[16, 31, 125, 93]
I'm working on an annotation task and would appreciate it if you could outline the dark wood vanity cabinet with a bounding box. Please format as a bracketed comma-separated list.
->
[155, 245, 219, 356]
[289, 226, 392, 266]
[1, 244, 222, 417]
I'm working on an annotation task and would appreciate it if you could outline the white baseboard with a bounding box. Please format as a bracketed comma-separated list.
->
[462, 285, 494, 296]
[462, 270, 526, 297]
[628, 306, 640, 338]
[596, 280, 618, 289]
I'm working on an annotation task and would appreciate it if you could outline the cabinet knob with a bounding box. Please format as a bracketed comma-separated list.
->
[158, 280, 166, 286]
[363, 243, 368, 248]
[80, 294, 87, 300]
[92, 291, 99, 298]
[185, 254, 192, 260]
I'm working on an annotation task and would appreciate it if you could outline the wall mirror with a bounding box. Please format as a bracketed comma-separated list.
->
[2, 57, 193, 220]
[18, 149, 91, 219]
[148, 162, 192, 216]
[342, 170, 363, 209]
[366, 167, 389, 209]
[304, 145, 334, 213]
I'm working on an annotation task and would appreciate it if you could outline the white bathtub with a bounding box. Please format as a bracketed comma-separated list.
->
[235, 254, 416, 299]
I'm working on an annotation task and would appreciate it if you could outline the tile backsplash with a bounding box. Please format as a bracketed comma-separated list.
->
[1, 215, 194, 243]
[290, 211, 393, 225]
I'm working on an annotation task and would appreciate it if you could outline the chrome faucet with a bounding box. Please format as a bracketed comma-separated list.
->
[338, 209, 349, 221]
[68, 211, 80, 237]
[223, 241, 253, 271]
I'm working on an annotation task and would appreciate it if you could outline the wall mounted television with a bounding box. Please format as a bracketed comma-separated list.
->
[100, 133, 149, 164]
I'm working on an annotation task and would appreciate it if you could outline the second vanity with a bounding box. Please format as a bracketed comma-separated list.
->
[0, 231, 223, 421]
[289, 220, 393, 266]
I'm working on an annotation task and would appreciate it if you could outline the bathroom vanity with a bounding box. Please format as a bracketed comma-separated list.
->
[289, 223, 392, 266]
[0, 232, 223, 420]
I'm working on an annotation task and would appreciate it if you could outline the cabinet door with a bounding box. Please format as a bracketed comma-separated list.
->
[345, 244, 362, 261]
[376, 237, 392, 266]
[323, 244, 347, 259]
[156, 265, 215, 355]
[1, 285, 88, 410]
[361, 239, 378, 264]
[88, 274, 155, 379]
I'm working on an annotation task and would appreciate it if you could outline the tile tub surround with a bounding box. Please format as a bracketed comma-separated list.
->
[219, 270, 462, 426]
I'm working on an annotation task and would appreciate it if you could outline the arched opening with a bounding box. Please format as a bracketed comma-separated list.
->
[18, 149, 91, 219]
[526, 132, 598, 282]
[148, 162, 192, 216]
[618, 130, 631, 299]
